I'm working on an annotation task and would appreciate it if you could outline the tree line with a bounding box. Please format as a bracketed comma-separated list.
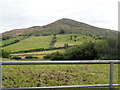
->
[44, 37, 119, 60]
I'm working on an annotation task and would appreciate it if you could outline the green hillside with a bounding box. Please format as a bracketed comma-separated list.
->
[2, 36, 28, 47]
[3, 34, 98, 52]
[54, 34, 96, 47]
[3, 36, 52, 52]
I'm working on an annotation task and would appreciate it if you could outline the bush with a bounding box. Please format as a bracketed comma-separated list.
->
[25, 55, 33, 59]
[64, 43, 68, 49]
[44, 52, 64, 60]
[43, 54, 52, 60]
[1, 50, 10, 58]
[64, 41, 98, 60]
[44, 41, 98, 60]
[59, 29, 65, 34]
[11, 56, 21, 60]
[25, 55, 38, 59]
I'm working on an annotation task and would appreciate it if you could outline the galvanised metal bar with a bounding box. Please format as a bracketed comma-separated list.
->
[1, 60, 120, 65]
[0, 63, 2, 90]
[1, 84, 120, 90]
[110, 62, 114, 89]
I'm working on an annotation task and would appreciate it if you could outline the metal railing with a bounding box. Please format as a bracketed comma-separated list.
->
[1, 60, 120, 90]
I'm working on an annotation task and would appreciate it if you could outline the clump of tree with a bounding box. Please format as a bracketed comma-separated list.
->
[50, 35, 57, 47]
[59, 29, 65, 34]
[69, 35, 77, 41]
[70, 35, 72, 40]
[64, 41, 98, 60]
[25, 55, 38, 59]
[11, 56, 21, 60]
[95, 37, 118, 59]
[64, 43, 69, 49]
[43, 52, 64, 60]
[44, 41, 98, 60]
[2, 36, 11, 41]
[1, 50, 10, 58]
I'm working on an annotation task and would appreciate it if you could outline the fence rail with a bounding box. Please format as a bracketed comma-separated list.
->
[1, 60, 120, 65]
[1, 60, 120, 90]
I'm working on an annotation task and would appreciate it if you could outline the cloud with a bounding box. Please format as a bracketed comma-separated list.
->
[0, 0, 119, 33]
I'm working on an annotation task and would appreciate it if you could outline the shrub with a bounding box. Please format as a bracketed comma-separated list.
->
[25, 55, 33, 59]
[44, 52, 64, 60]
[1, 50, 10, 58]
[59, 29, 65, 34]
[64, 41, 98, 60]
[43, 54, 52, 60]
[25, 55, 38, 59]
[11, 56, 21, 60]
[64, 43, 68, 49]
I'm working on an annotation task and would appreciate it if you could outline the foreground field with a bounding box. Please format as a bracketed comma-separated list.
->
[2, 59, 118, 88]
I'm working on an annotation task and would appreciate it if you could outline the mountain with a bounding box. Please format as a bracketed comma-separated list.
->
[2, 18, 118, 38]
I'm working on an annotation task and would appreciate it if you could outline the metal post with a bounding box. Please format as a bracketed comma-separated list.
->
[0, 62, 2, 89]
[110, 62, 114, 90]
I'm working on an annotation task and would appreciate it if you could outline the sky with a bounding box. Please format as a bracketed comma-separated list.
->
[0, 0, 119, 33]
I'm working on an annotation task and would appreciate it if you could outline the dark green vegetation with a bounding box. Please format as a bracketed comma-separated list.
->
[1, 50, 10, 58]
[2, 59, 119, 88]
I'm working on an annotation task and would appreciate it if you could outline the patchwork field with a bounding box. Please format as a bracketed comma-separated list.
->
[3, 34, 97, 53]
[11, 49, 65, 59]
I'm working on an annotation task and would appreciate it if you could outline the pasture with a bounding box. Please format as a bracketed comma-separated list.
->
[54, 34, 95, 47]
[2, 59, 118, 88]
[2, 36, 25, 46]
[3, 36, 52, 52]
[3, 34, 97, 52]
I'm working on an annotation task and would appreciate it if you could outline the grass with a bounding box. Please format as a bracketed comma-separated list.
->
[2, 36, 25, 46]
[2, 58, 119, 88]
[54, 34, 96, 47]
[3, 36, 52, 52]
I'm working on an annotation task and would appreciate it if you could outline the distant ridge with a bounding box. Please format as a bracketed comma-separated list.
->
[2, 18, 118, 38]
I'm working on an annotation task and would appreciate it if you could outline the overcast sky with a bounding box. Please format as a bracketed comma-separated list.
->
[0, 0, 119, 33]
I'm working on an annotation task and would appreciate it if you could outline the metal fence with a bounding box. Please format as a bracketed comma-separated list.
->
[1, 60, 120, 90]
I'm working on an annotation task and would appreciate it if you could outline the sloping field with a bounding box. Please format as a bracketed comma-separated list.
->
[54, 34, 95, 47]
[3, 36, 52, 52]
[2, 36, 25, 46]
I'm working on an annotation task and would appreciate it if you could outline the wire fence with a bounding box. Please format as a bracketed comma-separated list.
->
[0, 60, 120, 90]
